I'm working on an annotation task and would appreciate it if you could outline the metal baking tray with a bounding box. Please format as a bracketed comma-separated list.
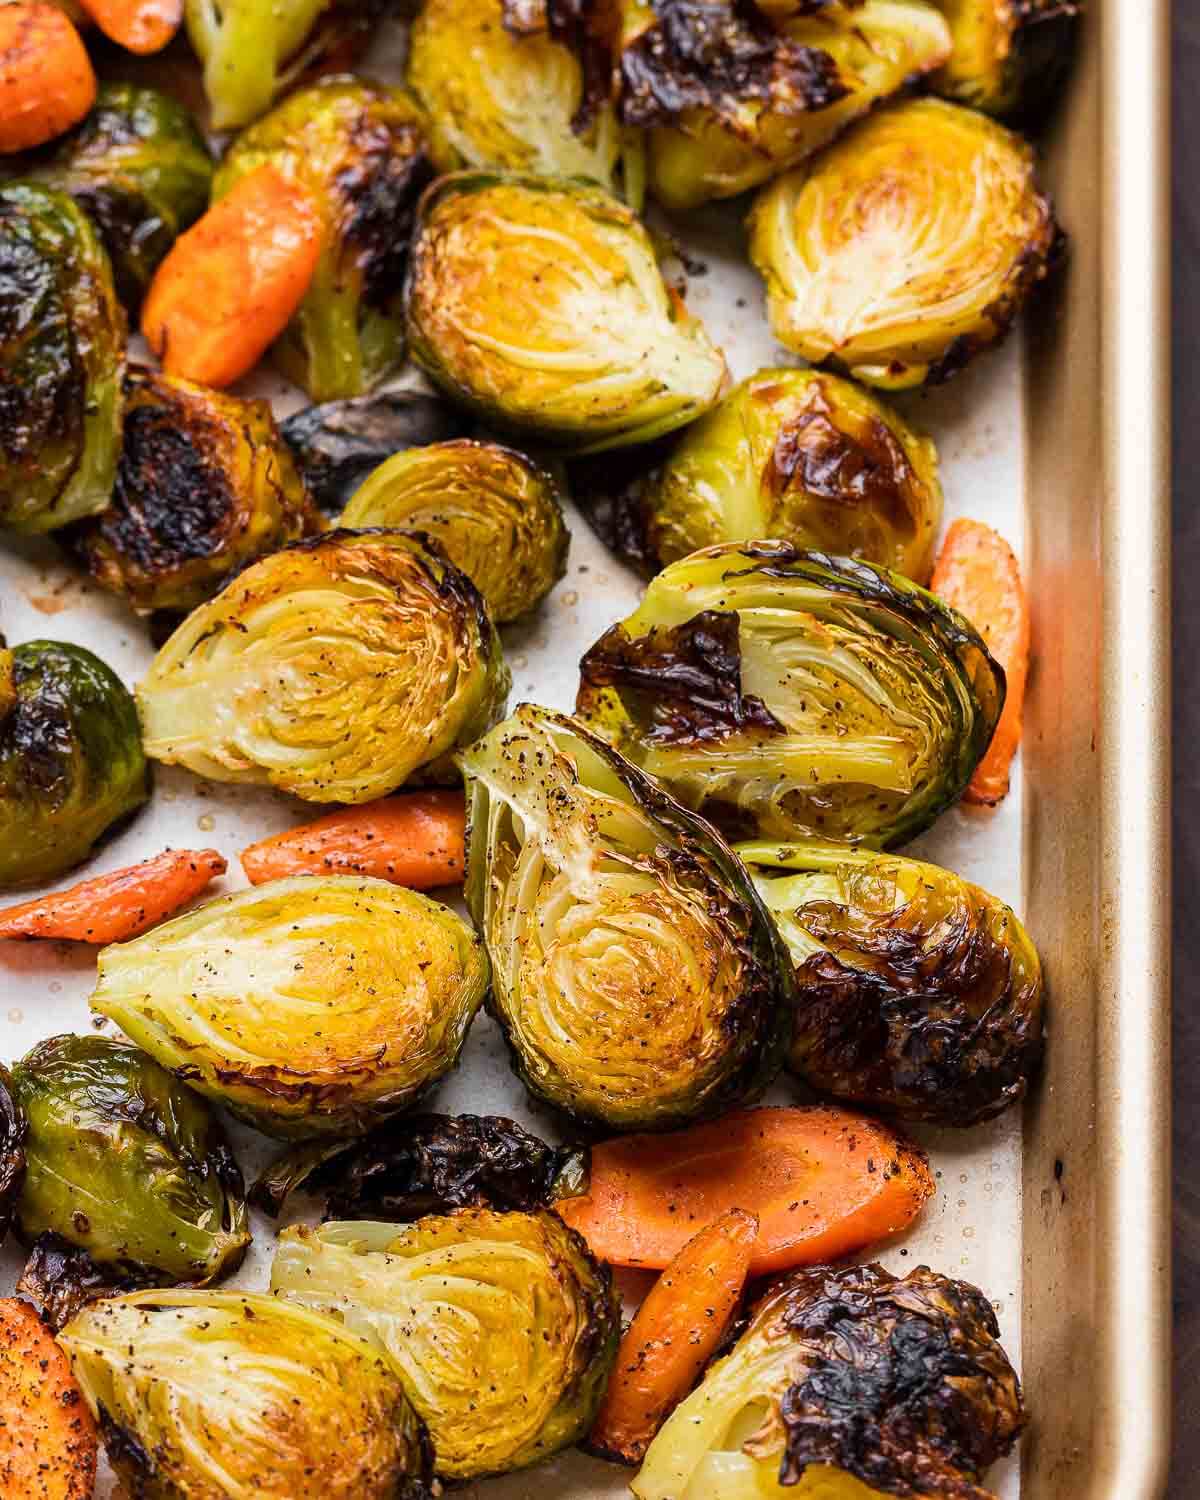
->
[0, 1, 1172, 1494]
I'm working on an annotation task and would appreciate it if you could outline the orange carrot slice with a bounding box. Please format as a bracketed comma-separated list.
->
[0, 1298, 97, 1499]
[76, 0, 181, 52]
[0, 5, 95, 153]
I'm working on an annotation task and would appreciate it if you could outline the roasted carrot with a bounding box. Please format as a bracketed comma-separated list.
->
[931, 518, 1030, 806]
[556, 1106, 933, 1277]
[0, 848, 226, 943]
[588, 1209, 758, 1465]
[142, 164, 321, 388]
[0, 4, 96, 153]
[77, 0, 182, 53]
[0, 1298, 97, 1499]
[241, 791, 467, 890]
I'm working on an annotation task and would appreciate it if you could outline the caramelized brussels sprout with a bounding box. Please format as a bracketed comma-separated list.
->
[68, 368, 317, 614]
[633, 1260, 1025, 1500]
[577, 545, 1004, 848]
[0, 1064, 26, 1247]
[343, 440, 570, 621]
[406, 173, 727, 452]
[272, 1209, 619, 1478]
[137, 530, 509, 803]
[0, 182, 124, 533]
[749, 99, 1062, 389]
[460, 704, 793, 1129]
[741, 839, 1044, 1125]
[90, 875, 489, 1138]
[0, 640, 149, 891]
[931, 0, 1080, 120]
[60, 1290, 432, 1499]
[9, 1034, 250, 1283]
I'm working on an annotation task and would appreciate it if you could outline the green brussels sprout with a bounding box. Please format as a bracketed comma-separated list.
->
[0, 1064, 26, 1246]
[460, 704, 794, 1129]
[60, 1289, 432, 1499]
[137, 530, 510, 803]
[20, 83, 213, 311]
[740, 839, 1045, 1125]
[342, 439, 570, 621]
[272, 1209, 620, 1479]
[214, 77, 444, 401]
[749, 99, 1062, 390]
[633, 1260, 1025, 1500]
[931, 0, 1080, 120]
[9, 1034, 250, 1285]
[576, 545, 1004, 848]
[90, 875, 490, 1138]
[0, 182, 124, 533]
[67, 368, 318, 615]
[0, 640, 149, 891]
[405, 173, 728, 453]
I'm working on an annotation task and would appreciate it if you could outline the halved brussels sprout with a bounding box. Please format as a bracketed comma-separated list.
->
[0, 640, 149, 891]
[343, 440, 570, 621]
[931, 0, 1080, 120]
[137, 530, 509, 803]
[749, 98, 1062, 390]
[60, 1290, 431, 1499]
[0, 1064, 26, 1247]
[576, 545, 1004, 848]
[9, 1034, 250, 1284]
[0, 182, 124, 533]
[633, 1260, 1025, 1500]
[460, 704, 793, 1129]
[405, 173, 727, 452]
[214, 77, 443, 401]
[90, 875, 490, 1138]
[741, 839, 1044, 1125]
[68, 368, 318, 615]
[272, 1209, 620, 1478]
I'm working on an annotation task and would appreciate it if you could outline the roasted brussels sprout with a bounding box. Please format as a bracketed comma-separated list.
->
[577, 545, 1004, 848]
[460, 705, 793, 1129]
[60, 1289, 432, 1499]
[137, 530, 509, 803]
[406, 173, 727, 452]
[0, 182, 124, 533]
[272, 1209, 620, 1478]
[9, 1034, 250, 1284]
[343, 440, 570, 621]
[90, 875, 490, 1138]
[0, 1064, 26, 1247]
[749, 98, 1062, 390]
[67, 368, 317, 614]
[931, 0, 1080, 120]
[633, 1260, 1025, 1500]
[0, 640, 149, 891]
[741, 839, 1044, 1125]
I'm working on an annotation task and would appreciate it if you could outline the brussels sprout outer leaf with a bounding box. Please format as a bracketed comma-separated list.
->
[931, 0, 1080, 121]
[17, 1231, 168, 1332]
[0, 1065, 26, 1246]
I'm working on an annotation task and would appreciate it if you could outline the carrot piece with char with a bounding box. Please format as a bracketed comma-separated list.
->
[0, 1297, 97, 1499]
[0, 5, 95, 153]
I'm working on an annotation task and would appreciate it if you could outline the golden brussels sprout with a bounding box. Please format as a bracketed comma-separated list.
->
[460, 704, 793, 1129]
[342, 440, 570, 621]
[749, 98, 1061, 390]
[60, 1290, 432, 1499]
[137, 530, 509, 803]
[577, 544, 1004, 848]
[406, 173, 727, 452]
[741, 839, 1044, 1125]
[90, 875, 489, 1139]
[272, 1209, 620, 1478]
[633, 1260, 1025, 1500]
[931, 0, 1080, 120]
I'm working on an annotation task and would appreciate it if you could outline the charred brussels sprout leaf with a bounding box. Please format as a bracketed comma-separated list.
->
[931, 0, 1080, 121]
[137, 530, 510, 803]
[60, 1290, 432, 1499]
[749, 99, 1062, 390]
[0, 183, 124, 533]
[460, 704, 793, 1129]
[272, 1209, 620, 1478]
[741, 840, 1044, 1125]
[577, 545, 1004, 848]
[67, 368, 318, 615]
[633, 1260, 1025, 1500]
[90, 875, 490, 1138]
[0, 640, 149, 891]
[343, 439, 570, 621]
[214, 77, 443, 401]
[0, 1064, 26, 1246]
[405, 173, 727, 452]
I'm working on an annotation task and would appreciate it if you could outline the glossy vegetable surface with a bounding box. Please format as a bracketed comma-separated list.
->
[931, 0, 1080, 119]
[0, 4, 95, 154]
[0, 1067, 25, 1247]
[0, 1296, 97, 1500]
[76, 0, 182, 52]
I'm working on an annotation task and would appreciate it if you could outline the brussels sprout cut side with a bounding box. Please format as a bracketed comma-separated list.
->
[931, 0, 1080, 120]
[749, 98, 1062, 389]
[272, 1209, 620, 1478]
